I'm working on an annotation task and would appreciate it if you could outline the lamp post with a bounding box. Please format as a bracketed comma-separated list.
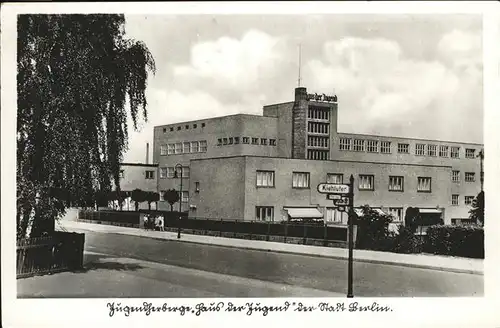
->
[478, 149, 484, 192]
[174, 163, 183, 239]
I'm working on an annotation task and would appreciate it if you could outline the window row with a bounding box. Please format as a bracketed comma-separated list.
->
[160, 166, 190, 179]
[307, 106, 330, 120]
[452, 194, 476, 206]
[162, 122, 206, 133]
[452, 170, 477, 183]
[338, 138, 479, 159]
[159, 190, 189, 202]
[308, 136, 329, 148]
[308, 122, 329, 134]
[120, 169, 156, 180]
[256, 171, 432, 192]
[160, 140, 207, 155]
[217, 137, 277, 147]
[307, 149, 329, 160]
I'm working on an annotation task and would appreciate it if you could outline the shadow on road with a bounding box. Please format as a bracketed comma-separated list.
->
[72, 253, 144, 273]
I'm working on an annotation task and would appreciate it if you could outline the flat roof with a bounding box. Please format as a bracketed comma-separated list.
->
[154, 113, 275, 129]
[189, 155, 453, 169]
[121, 162, 158, 167]
[337, 132, 483, 147]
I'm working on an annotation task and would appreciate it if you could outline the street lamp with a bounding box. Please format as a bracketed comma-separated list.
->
[174, 163, 183, 239]
[477, 149, 484, 192]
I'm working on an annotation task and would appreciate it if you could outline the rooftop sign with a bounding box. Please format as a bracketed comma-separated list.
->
[307, 93, 337, 103]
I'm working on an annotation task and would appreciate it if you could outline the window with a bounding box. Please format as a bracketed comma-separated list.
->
[217, 138, 222, 146]
[307, 149, 329, 160]
[191, 141, 199, 153]
[234, 137, 240, 144]
[251, 138, 259, 145]
[353, 139, 365, 152]
[388, 176, 404, 192]
[415, 144, 425, 156]
[359, 175, 374, 190]
[270, 139, 276, 146]
[292, 172, 310, 188]
[182, 166, 190, 178]
[193, 124, 197, 128]
[183, 142, 191, 153]
[119, 170, 124, 179]
[465, 196, 474, 205]
[261, 138, 268, 145]
[465, 172, 475, 182]
[398, 143, 409, 154]
[170, 127, 174, 132]
[327, 173, 343, 184]
[163, 128, 167, 133]
[199, 141, 207, 152]
[195, 182, 200, 192]
[388, 208, 403, 222]
[380, 141, 392, 154]
[452, 194, 459, 206]
[223, 138, 228, 145]
[325, 208, 347, 224]
[439, 145, 449, 157]
[167, 167, 175, 178]
[339, 138, 352, 151]
[466, 148, 476, 158]
[427, 144, 437, 157]
[256, 206, 274, 221]
[167, 144, 175, 155]
[145, 170, 155, 179]
[177, 126, 181, 131]
[367, 140, 378, 153]
[160, 190, 166, 201]
[178, 191, 189, 202]
[175, 142, 182, 154]
[160, 167, 167, 179]
[160, 145, 168, 156]
[308, 122, 329, 134]
[452, 170, 460, 183]
[229, 137, 233, 145]
[201, 123, 205, 128]
[451, 146, 460, 158]
[417, 177, 432, 192]
[256, 170, 274, 187]
[243, 137, 250, 144]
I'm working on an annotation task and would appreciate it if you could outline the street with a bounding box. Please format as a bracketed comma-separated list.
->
[18, 231, 483, 297]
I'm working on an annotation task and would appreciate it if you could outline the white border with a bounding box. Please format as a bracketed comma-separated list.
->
[2, 2, 500, 328]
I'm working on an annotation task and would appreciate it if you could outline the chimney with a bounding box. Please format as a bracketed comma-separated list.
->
[146, 142, 149, 164]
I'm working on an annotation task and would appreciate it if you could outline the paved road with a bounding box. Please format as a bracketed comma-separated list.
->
[76, 231, 482, 297]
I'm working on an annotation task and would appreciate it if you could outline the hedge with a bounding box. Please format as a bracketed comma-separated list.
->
[424, 225, 484, 259]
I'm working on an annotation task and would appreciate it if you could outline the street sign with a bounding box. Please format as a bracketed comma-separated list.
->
[337, 206, 346, 212]
[317, 183, 350, 194]
[333, 198, 350, 206]
[327, 194, 341, 200]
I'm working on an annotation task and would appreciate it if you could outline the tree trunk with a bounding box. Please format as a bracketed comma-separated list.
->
[148, 202, 151, 210]
[135, 201, 139, 212]
[170, 204, 173, 212]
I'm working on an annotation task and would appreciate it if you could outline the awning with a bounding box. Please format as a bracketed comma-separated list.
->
[285, 208, 323, 219]
[354, 208, 387, 217]
[419, 209, 442, 214]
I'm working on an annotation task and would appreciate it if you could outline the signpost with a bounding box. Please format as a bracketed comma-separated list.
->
[317, 175, 355, 298]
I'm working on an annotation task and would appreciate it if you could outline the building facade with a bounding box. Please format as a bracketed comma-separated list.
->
[152, 87, 483, 225]
[112, 163, 159, 210]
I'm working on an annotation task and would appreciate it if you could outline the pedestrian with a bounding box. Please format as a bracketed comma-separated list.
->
[157, 215, 165, 232]
[143, 215, 149, 231]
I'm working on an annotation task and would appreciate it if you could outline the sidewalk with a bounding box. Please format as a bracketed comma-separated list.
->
[57, 220, 483, 275]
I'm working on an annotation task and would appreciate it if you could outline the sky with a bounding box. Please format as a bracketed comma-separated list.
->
[122, 14, 483, 163]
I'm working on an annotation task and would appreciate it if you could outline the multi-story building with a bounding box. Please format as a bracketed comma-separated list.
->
[112, 161, 159, 210]
[152, 86, 483, 225]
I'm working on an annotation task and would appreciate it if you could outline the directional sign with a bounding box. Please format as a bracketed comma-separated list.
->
[327, 194, 341, 200]
[317, 183, 350, 195]
[333, 198, 350, 206]
[337, 206, 346, 212]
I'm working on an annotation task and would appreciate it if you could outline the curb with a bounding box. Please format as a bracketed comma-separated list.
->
[63, 225, 483, 276]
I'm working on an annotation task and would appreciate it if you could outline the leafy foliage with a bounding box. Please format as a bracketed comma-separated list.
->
[17, 14, 155, 238]
[131, 188, 147, 211]
[404, 207, 420, 233]
[425, 225, 484, 258]
[144, 191, 160, 210]
[355, 205, 394, 251]
[162, 189, 180, 211]
[469, 191, 484, 226]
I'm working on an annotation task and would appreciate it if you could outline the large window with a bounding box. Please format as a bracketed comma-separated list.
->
[439, 145, 449, 157]
[191, 141, 199, 153]
[178, 191, 189, 203]
[353, 139, 365, 152]
[292, 172, 310, 188]
[465, 172, 476, 182]
[160, 167, 167, 179]
[183, 142, 191, 153]
[427, 144, 437, 157]
[145, 170, 155, 179]
[252, 138, 259, 145]
[359, 175, 374, 190]
[380, 141, 392, 154]
[417, 177, 432, 192]
[199, 140, 207, 152]
[367, 140, 379, 153]
[167, 167, 175, 178]
[452, 194, 459, 206]
[167, 144, 175, 155]
[325, 208, 347, 224]
[388, 207, 403, 222]
[465, 196, 474, 206]
[388, 176, 404, 192]
[182, 166, 190, 178]
[256, 170, 275, 187]
[160, 145, 167, 156]
[175, 142, 182, 154]
[327, 173, 343, 184]
[451, 146, 460, 158]
[339, 138, 352, 151]
[452, 170, 460, 183]
[256, 206, 274, 221]
[415, 144, 425, 156]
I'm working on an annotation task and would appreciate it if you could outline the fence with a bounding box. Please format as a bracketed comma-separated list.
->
[16, 231, 85, 278]
[78, 209, 141, 227]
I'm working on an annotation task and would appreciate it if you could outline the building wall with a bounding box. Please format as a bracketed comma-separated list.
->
[188, 157, 247, 220]
[263, 101, 294, 158]
[116, 163, 158, 192]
